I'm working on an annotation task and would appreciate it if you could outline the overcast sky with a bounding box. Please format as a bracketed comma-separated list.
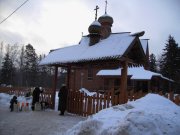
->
[0, 0, 179, 56]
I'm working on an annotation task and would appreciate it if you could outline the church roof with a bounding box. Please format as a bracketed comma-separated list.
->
[39, 32, 142, 65]
[97, 67, 173, 81]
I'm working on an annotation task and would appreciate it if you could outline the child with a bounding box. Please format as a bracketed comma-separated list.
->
[10, 96, 18, 112]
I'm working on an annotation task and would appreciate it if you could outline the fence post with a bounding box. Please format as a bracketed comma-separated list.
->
[111, 90, 114, 106]
[84, 93, 88, 117]
[87, 96, 92, 116]
[96, 92, 99, 113]
[107, 92, 110, 108]
[169, 91, 174, 101]
[92, 95, 96, 114]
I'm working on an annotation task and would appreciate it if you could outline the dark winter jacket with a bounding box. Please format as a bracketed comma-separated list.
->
[32, 87, 43, 105]
[10, 96, 18, 111]
[58, 86, 68, 112]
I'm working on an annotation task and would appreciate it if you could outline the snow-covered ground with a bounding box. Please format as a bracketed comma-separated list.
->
[0, 92, 180, 135]
[0, 93, 86, 135]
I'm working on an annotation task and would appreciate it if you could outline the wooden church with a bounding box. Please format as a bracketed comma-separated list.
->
[40, 4, 172, 108]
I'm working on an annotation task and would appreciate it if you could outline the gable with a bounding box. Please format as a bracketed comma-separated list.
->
[123, 37, 146, 64]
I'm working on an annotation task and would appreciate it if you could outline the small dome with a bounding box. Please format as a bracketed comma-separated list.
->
[98, 13, 113, 25]
[88, 21, 101, 34]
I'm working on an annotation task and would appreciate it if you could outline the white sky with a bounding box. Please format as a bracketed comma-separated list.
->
[0, 0, 179, 55]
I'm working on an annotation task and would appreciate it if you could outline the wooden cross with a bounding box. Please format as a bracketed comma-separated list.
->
[105, 0, 108, 14]
[94, 5, 99, 20]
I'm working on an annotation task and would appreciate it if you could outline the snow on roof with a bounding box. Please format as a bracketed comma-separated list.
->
[140, 39, 148, 54]
[39, 33, 135, 65]
[90, 20, 101, 26]
[100, 13, 112, 17]
[97, 67, 173, 81]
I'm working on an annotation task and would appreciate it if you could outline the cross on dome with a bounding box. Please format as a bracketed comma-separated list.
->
[94, 5, 99, 20]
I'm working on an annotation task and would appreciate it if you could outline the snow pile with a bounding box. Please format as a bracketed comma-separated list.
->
[66, 94, 180, 135]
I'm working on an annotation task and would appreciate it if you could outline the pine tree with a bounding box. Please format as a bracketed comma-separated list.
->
[1, 52, 14, 85]
[149, 53, 157, 72]
[23, 44, 38, 87]
[160, 35, 179, 81]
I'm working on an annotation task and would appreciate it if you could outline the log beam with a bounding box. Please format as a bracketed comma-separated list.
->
[120, 61, 128, 104]
[52, 66, 58, 109]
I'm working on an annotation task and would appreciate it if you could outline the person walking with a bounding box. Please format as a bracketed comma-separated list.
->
[58, 85, 68, 115]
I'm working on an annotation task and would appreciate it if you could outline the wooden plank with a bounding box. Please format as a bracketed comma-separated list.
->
[103, 94, 107, 109]
[92, 95, 96, 114]
[107, 92, 110, 108]
[84, 93, 88, 117]
[129, 90, 134, 101]
[69, 91, 72, 113]
[99, 95, 103, 111]
[138, 90, 143, 99]
[114, 95, 118, 105]
[111, 90, 114, 106]
[174, 95, 180, 105]
[88, 96, 92, 116]
[96, 92, 99, 113]
[72, 91, 75, 113]
[169, 91, 174, 101]
[75, 91, 78, 114]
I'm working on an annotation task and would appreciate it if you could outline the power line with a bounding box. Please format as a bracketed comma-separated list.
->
[0, 0, 30, 25]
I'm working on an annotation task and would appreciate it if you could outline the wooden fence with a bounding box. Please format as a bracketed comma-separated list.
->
[66, 90, 180, 117]
[1, 87, 180, 116]
[0, 87, 54, 108]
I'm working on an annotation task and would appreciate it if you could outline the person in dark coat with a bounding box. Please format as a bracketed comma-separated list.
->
[58, 85, 68, 115]
[10, 96, 18, 112]
[31, 87, 43, 111]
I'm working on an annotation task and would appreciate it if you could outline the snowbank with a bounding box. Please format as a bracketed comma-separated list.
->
[66, 94, 180, 135]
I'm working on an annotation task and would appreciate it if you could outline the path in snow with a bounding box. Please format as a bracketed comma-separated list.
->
[0, 105, 86, 135]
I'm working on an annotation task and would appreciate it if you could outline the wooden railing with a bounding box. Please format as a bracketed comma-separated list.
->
[1, 87, 179, 115]
[67, 90, 180, 117]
